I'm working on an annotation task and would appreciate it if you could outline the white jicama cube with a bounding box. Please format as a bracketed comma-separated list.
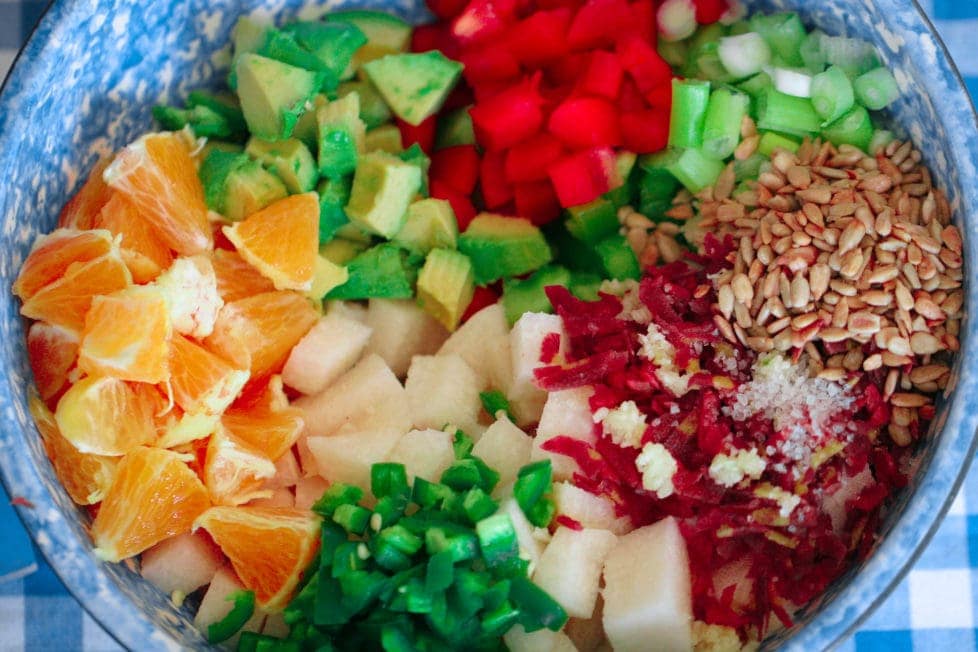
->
[365, 298, 449, 377]
[509, 312, 567, 425]
[294, 475, 331, 511]
[553, 482, 632, 535]
[282, 312, 373, 396]
[471, 417, 532, 491]
[602, 517, 693, 652]
[141, 531, 223, 597]
[264, 449, 301, 490]
[500, 497, 545, 570]
[307, 427, 405, 489]
[504, 625, 578, 652]
[565, 595, 608, 652]
[386, 428, 455, 482]
[295, 434, 319, 477]
[194, 567, 265, 646]
[294, 354, 411, 437]
[327, 300, 368, 323]
[405, 353, 484, 436]
[533, 527, 618, 619]
[533, 387, 597, 481]
[439, 303, 512, 392]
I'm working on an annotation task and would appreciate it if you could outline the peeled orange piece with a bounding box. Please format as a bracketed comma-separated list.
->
[58, 158, 114, 230]
[78, 287, 172, 384]
[92, 446, 211, 562]
[104, 132, 212, 256]
[222, 193, 319, 292]
[30, 394, 117, 506]
[155, 406, 222, 451]
[152, 255, 224, 339]
[210, 249, 275, 303]
[222, 405, 304, 461]
[95, 191, 174, 283]
[55, 376, 160, 456]
[204, 426, 277, 506]
[204, 291, 319, 380]
[27, 321, 79, 404]
[13, 228, 116, 301]
[194, 505, 320, 610]
[168, 333, 249, 415]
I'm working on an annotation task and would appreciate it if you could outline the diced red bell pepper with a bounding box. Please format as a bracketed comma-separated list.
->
[514, 180, 563, 225]
[442, 82, 475, 112]
[479, 150, 514, 209]
[617, 35, 672, 93]
[504, 133, 565, 183]
[544, 54, 589, 87]
[548, 146, 621, 207]
[472, 80, 513, 103]
[460, 45, 521, 85]
[695, 0, 729, 24]
[462, 285, 501, 322]
[548, 96, 622, 148]
[397, 116, 437, 154]
[617, 77, 647, 112]
[644, 80, 673, 112]
[535, 0, 581, 9]
[506, 9, 572, 66]
[567, 0, 635, 50]
[620, 110, 670, 153]
[431, 179, 478, 231]
[451, 0, 519, 46]
[469, 77, 545, 151]
[426, 0, 470, 20]
[431, 145, 481, 195]
[629, 0, 656, 44]
[411, 23, 459, 58]
[579, 50, 624, 99]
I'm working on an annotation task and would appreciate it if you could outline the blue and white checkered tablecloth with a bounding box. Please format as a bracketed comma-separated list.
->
[2, 1, 978, 650]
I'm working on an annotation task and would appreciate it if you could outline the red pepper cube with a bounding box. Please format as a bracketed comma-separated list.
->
[548, 146, 622, 207]
[506, 9, 572, 66]
[617, 35, 672, 94]
[629, 0, 656, 44]
[431, 145, 481, 195]
[548, 96, 622, 148]
[451, 0, 518, 46]
[442, 82, 475, 112]
[430, 179, 478, 231]
[396, 116, 437, 154]
[411, 23, 449, 53]
[479, 149, 515, 209]
[620, 110, 670, 153]
[579, 51, 624, 99]
[469, 78, 545, 151]
[472, 80, 512, 103]
[617, 77, 647, 112]
[695, 0, 729, 24]
[460, 46, 521, 85]
[544, 56, 589, 87]
[514, 180, 563, 226]
[567, 0, 635, 50]
[644, 80, 673, 112]
[504, 133, 565, 183]
[462, 285, 501, 321]
[426, 0, 470, 20]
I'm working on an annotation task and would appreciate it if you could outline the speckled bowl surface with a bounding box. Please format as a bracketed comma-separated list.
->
[0, 0, 976, 650]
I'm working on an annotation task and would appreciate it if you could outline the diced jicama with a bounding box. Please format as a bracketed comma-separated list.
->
[533, 527, 617, 619]
[533, 387, 596, 481]
[295, 435, 319, 477]
[509, 312, 567, 425]
[504, 625, 578, 652]
[405, 353, 484, 436]
[602, 517, 693, 652]
[194, 567, 265, 647]
[294, 475, 330, 510]
[471, 417, 532, 491]
[307, 427, 406, 489]
[565, 595, 608, 652]
[438, 303, 512, 392]
[264, 449, 301, 490]
[553, 482, 631, 535]
[248, 487, 295, 508]
[141, 531, 223, 596]
[386, 428, 455, 481]
[293, 354, 411, 437]
[281, 312, 372, 395]
[365, 298, 450, 377]
[327, 299, 368, 323]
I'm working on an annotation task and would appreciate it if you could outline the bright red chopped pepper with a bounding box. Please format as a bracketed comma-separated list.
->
[629, 0, 656, 43]
[450, 0, 519, 45]
[396, 116, 437, 154]
[469, 77, 546, 151]
[548, 96, 622, 148]
[567, 0, 637, 50]
[411, 23, 457, 56]
[547, 146, 621, 207]
[461, 285, 501, 322]
[617, 34, 672, 93]
[460, 46, 521, 85]
[579, 50, 625, 99]
[504, 133, 565, 183]
[620, 110, 670, 153]
[479, 149, 514, 209]
[431, 145, 481, 195]
[513, 179, 562, 225]
[644, 80, 673, 112]
[430, 180, 478, 230]
[694, 0, 729, 24]
[506, 8, 572, 66]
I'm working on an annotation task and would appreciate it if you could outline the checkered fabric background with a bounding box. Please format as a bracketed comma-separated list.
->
[2, 0, 978, 650]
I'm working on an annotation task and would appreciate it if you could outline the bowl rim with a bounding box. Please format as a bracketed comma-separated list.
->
[1, 1, 977, 651]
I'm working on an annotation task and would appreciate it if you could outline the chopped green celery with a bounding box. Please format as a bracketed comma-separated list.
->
[737, 71, 773, 98]
[734, 153, 768, 181]
[683, 22, 727, 79]
[453, 429, 475, 460]
[717, 32, 771, 79]
[509, 576, 568, 633]
[657, 38, 688, 69]
[312, 483, 364, 518]
[701, 87, 749, 160]
[372, 463, 410, 501]
[462, 487, 499, 523]
[755, 87, 821, 137]
[475, 513, 520, 570]
[412, 477, 455, 510]
[425, 550, 455, 593]
[480, 390, 515, 422]
[207, 589, 255, 644]
[748, 12, 807, 67]
[799, 30, 827, 73]
[664, 147, 725, 193]
[820, 34, 880, 77]
[821, 105, 874, 152]
[425, 525, 480, 562]
[691, 42, 735, 82]
[869, 129, 895, 155]
[853, 67, 900, 110]
[757, 131, 801, 156]
[564, 197, 619, 244]
[668, 79, 712, 149]
[810, 65, 855, 124]
[333, 503, 371, 536]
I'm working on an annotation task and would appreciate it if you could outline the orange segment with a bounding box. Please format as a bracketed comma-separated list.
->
[20, 252, 132, 333]
[210, 249, 275, 303]
[104, 132, 212, 255]
[152, 255, 224, 339]
[58, 158, 114, 230]
[204, 291, 319, 380]
[30, 394, 117, 506]
[27, 321, 79, 404]
[168, 333, 249, 415]
[222, 405, 304, 461]
[95, 191, 174, 283]
[54, 376, 160, 456]
[204, 426, 277, 506]
[78, 287, 172, 384]
[92, 446, 211, 562]
[194, 505, 321, 610]
[222, 193, 319, 292]
[13, 228, 115, 301]
[155, 406, 221, 450]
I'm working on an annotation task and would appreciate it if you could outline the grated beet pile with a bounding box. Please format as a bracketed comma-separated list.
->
[534, 234, 914, 638]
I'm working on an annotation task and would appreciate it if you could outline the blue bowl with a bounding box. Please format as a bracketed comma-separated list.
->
[1, 0, 976, 649]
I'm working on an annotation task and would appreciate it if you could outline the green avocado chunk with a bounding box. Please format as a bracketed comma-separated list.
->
[245, 136, 318, 193]
[235, 52, 322, 140]
[199, 150, 288, 222]
[326, 243, 420, 300]
[395, 198, 458, 254]
[345, 151, 423, 239]
[458, 215, 553, 286]
[502, 265, 573, 326]
[362, 51, 464, 127]
[417, 248, 475, 331]
[317, 93, 367, 179]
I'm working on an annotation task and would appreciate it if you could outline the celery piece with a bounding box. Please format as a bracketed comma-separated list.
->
[595, 234, 641, 281]
[658, 38, 688, 69]
[669, 79, 712, 149]
[718, 32, 771, 79]
[758, 131, 801, 157]
[756, 87, 821, 137]
[821, 35, 880, 77]
[737, 71, 773, 98]
[821, 105, 874, 152]
[665, 147, 725, 193]
[769, 67, 813, 98]
[733, 152, 767, 182]
[565, 198, 619, 244]
[811, 65, 855, 124]
[799, 31, 827, 73]
[749, 12, 807, 67]
[701, 87, 750, 160]
[854, 67, 900, 111]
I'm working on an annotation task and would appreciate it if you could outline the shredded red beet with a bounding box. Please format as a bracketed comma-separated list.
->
[555, 515, 583, 531]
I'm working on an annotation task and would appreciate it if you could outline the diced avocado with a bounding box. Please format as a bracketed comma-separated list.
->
[328, 10, 412, 53]
[320, 238, 367, 265]
[364, 124, 404, 154]
[258, 28, 337, 89]
[199, 149, 288, 221]
[595, 234, 641, 281]
[543, 221, 605, 275]
[228, 17, 271, 88]
[362, 52, 464, 127]
[569, 272, 603, 302]
[317, 176, 352, 244]
[310, 254, 350, 299]
[235, 52, 322, 140]
[326, 243, 420, 300]
[458, 215, 553, 285]
[187, 91, 248, 138]
[345, 151, 422, 239]
[502, 265, 572, 326]
[200, 150, 246, 211]
[417, 248, 475, 331]
[199, 141, 244, 162]
[435, 106, 475, 149]
[293, 94, 328, 149]
[317, 93, 367, 179]
[152, 104, 237, 140]
[564, 198, 619, 244]
[397, 143, 430, 196]
[396, 198, 458, 254]
[334, 223, 373, 244]
[338, 80, 392, 129]
[245, 137, 318, 193]
[281, 21, 367, 87]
